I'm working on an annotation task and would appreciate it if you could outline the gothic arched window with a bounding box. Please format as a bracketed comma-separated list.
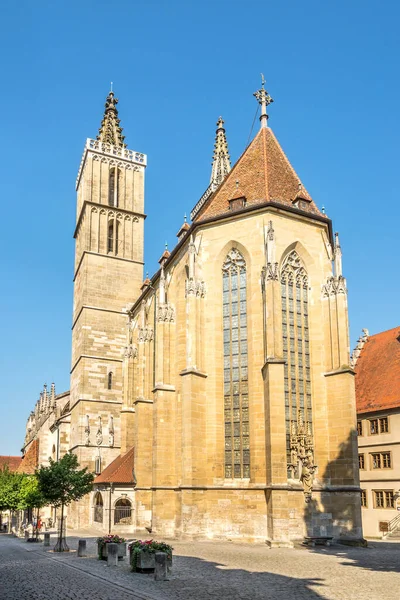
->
[222, 248, 249, 479]
[280, 250, 313, 470]
[108, 167, 121, 207]
[93, 491, 103, 522]
[107, 220, 120, 255]
[107, 221, 114, 253]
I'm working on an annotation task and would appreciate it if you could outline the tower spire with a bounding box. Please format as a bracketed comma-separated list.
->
[97, 89, 126, 147]
[210, 117, 231, 189]
[253, 74, 274, 129]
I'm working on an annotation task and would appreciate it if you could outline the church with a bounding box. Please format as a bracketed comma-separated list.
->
[23, 80, 364, 546]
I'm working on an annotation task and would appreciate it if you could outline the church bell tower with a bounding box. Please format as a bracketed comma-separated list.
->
[69, 91, 146, 526]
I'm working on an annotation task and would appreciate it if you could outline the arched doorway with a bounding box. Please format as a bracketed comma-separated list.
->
[93, 492, 103, 523]
[114, 498, 132, 525]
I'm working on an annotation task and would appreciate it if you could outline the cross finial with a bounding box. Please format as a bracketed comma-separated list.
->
[253, 75, 274, 129]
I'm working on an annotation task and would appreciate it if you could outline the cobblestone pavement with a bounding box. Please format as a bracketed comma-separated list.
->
[1, 532, 400, 600]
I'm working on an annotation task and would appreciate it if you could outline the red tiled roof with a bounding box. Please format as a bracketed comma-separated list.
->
[355, 327, 400, 414]
[17, 439, 39, 474]
[195, 127, 322, 222]
[94, 447, 135, 484]
[0, 456, 22, 472]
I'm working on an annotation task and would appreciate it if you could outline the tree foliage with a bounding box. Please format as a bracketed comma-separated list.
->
[18, 475, 45, 511]
[36, 452, 94, 508]
[0, 466, 25, 512]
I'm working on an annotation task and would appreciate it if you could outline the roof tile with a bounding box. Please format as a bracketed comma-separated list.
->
[0, 456, 22, 472]
[355, 327, 400, 414]
[194, 127, 321, 221]
[94, 447, 135, 484]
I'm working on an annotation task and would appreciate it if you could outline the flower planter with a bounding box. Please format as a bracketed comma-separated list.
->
[136, 550, 156, 571]
[130, 548, 173, 573]
[98, 542, 127, 560]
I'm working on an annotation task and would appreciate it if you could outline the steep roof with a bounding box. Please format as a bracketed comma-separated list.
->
[94, 447, 135, 484]
[355, 327, 400, 414]
[17, 439, 39, 474]
[194, 127, 322, 222]
[0, 456, 22, 472]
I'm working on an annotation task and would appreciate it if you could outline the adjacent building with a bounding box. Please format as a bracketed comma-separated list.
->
[354, 327, 400, 538]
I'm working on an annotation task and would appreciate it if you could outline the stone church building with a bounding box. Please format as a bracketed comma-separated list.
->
[22, 81, 363, 545]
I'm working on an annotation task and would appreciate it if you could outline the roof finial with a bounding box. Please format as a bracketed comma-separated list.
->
[210, 116, 231, 189]
[254, 74, 274, 129]
[184, 213, 187, 223]
[96, 89, 126, 147]
[110, 81, 113, 92]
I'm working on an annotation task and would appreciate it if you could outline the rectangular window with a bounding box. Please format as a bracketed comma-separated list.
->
[371, 453, 382, 469]
[357, 421, 363, 436]
[379, 417, 389, 433]
[361, 490, 367, 507]
[385, 491, 394, 508]
[371, 452, 392, 469]
[373, 490, 395, 508]
[358, 454, 365, 470]
[374, 490, 384, 508]
[369, 419, 379, 435]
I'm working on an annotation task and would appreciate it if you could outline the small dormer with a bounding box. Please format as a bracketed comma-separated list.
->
[176, 216, 190, 242]
[229, 185, 247, 212]
[292, 183, 312, 211]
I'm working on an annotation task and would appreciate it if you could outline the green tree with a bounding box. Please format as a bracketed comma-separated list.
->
[18, 476, 45, 539]
[37, 453, 94, 551]
[0, 467, 25, 532]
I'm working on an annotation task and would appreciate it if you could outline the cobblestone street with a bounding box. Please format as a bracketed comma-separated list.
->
[1, 533, 400, 600]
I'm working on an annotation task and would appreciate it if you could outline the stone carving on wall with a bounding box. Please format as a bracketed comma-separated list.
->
[138, 325, 153, 342]
[108, 416, 114, 447]
[124, 344, 138, 359]
[322, 275, 347, 297]
[185, 278, 206, 298]
[288, 412, 316, 502]
[85, 415, 90, 446]
[96, 417, 103, 446]
[350, 328, 369, 368]
[157, 304, 175, 323]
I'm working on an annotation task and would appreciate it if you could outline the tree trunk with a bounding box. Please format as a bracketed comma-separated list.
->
[8, 511, 12, 534]
[54, 503, 69, 552]
[35, 507, 40, 541]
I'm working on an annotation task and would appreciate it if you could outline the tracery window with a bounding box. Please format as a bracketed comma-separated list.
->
[222, 248, 249, 478]
[107, 220, 120, 255]
[108, 167, 121, 207]
[281, 250, 313, 466]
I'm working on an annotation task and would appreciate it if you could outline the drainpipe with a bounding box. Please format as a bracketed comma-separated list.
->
[108, 484, 113, 534]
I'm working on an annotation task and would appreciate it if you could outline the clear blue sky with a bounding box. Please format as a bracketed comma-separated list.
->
[1, 1, 399, 455]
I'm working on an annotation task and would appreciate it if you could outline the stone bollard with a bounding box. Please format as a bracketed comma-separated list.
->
[24, 530, 29, 541]
[154, 552, 167, 581]
[44, 533, 50, 547]
[107, 543, 118, 567]
[77, 539, 87, 557]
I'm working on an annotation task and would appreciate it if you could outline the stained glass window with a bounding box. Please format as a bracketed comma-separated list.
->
[280, 250, 313, 465]
[222, 249, 249, 478]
